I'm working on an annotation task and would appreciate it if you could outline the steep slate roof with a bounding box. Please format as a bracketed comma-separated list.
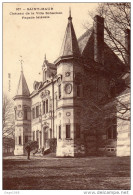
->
[16, 70, 30, 97]
[58, 12, 80, 59]
[78, 27, 93, 54]
[78, 28, 125, 77]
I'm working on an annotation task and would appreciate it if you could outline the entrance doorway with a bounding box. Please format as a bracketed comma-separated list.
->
[44, 127, 50, 149]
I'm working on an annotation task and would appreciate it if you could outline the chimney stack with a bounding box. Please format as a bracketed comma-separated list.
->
[94, 15, 104, 64]
[125, 29, 130, 66]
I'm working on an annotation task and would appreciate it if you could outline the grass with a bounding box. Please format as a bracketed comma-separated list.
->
[3, 156, 130, 190]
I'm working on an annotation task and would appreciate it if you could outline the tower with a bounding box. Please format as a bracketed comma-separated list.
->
[55, 10, 84, 157]
[13, 64, 31, 155]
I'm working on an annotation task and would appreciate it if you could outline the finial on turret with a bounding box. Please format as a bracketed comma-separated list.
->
[19, 56, 24, 72]
[68, 7, 72, 21]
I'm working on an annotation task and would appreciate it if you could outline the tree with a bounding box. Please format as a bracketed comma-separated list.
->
[82, 4, 130, 155]
[86, 3, 130, 116]
[3, 93, 15, 139]
[90, 3, 130, 71]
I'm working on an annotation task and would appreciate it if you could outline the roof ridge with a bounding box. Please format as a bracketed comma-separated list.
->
[78, 27, 93, 42]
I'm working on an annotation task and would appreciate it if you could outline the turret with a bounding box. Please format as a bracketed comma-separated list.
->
[54, 10, 84, 157]
[13, 65, 31, 155]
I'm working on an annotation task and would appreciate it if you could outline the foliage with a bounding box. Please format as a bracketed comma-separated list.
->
[3, 93, 15, 139]
[95, 3, 130, 69]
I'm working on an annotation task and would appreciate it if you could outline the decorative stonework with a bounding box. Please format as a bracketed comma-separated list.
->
[66, 112, 71, 116]
[40, 90, 50, 98]
[65, 72, 70, 77]
[17, 111, 23, 118]
[65, 83, 72, 94]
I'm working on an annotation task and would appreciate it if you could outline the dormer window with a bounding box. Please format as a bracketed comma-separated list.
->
[45, 71, 47, 81]
[43, 70, 47, 82]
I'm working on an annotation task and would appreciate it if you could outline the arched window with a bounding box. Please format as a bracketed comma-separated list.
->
[46, 99, 48, 113]
[59, 125, 61, 139]
[43, 101, 45, 114]
[66, 124, 70, 139]
[19, 136, 21, 145]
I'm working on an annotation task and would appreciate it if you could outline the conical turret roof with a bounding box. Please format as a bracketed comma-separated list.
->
[15, 70, 30, 97]
[55, 9, 81, 64]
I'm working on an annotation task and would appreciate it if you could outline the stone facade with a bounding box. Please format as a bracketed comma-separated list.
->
[117, 90, 130, 156]
[13, 12, 130, 157]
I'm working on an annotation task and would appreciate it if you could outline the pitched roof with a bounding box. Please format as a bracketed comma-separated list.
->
[78, 27, 93, 54]
[15, 70, 30, 97]
[59, 14, 80, 58]
[78, 28, 125, 76]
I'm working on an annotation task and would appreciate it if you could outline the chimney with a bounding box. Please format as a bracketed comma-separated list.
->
[94, 15, 104, 64]
[125, 29, 130, 66]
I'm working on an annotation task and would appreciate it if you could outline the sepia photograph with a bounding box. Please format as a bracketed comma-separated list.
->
[2, 2, 130, 191]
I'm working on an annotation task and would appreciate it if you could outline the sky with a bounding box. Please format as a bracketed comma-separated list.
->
[3, 2, 99, 98]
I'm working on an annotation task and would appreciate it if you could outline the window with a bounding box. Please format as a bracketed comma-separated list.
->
[33, 131, 35, 141]
[46, 99, 48, 113]
[45, 71, 47, 81]
[24, 109, 27, 120]
[36, 131, 39, 143]
[106, 118, 117, 139]
[50, 129, 52, 139]
[36, 106, 39, 118]
[59, 125, 61, 139]
[32, 108, 35, 119]
[59, 84, 61, 99]
[66, 124, 70, 139]
[19, 136, 21, 145]
[25, 136, 28, 143]
[77, 85, 81, 97]
[76, 124, 80, 138]
[43, 101, 45, 114]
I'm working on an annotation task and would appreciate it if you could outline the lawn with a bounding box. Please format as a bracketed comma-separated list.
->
[3, 156, 130, 190]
